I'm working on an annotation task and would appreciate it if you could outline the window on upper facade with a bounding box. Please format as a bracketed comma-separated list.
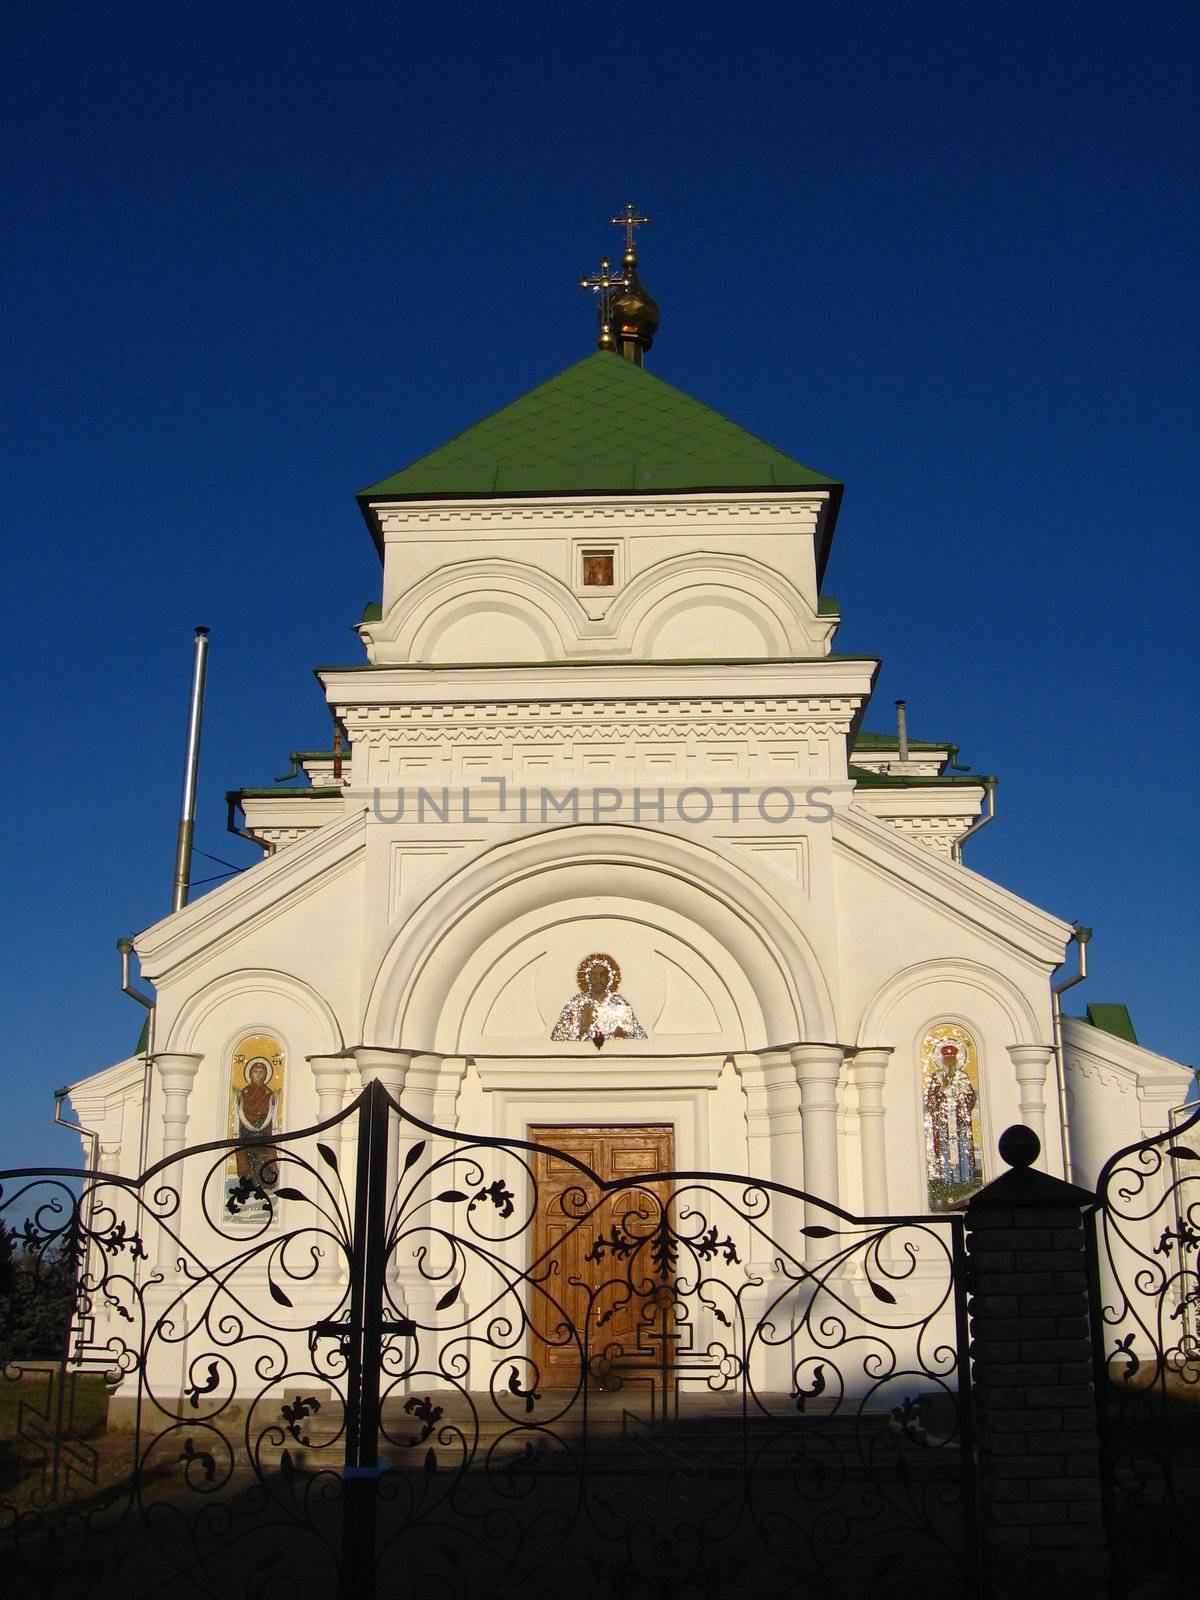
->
[921, 1023, 984, 1211]
[581, 549, 615, 588]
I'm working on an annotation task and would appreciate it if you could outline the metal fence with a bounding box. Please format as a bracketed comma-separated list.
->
[1086, 1102, 1200, 1598]
[1, 1080, 977, 1599]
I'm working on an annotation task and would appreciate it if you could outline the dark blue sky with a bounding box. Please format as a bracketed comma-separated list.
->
[2, 1, 1196, 1171]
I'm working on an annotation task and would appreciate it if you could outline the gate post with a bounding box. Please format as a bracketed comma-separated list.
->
[965, 1124, 1108, 1600]
[338, 1076, 392, 1600]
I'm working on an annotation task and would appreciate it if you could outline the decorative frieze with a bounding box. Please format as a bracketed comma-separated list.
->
[373, 495, 827, 534]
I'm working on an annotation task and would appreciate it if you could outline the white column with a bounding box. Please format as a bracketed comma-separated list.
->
[790, 1043, 846, 1230]
[732, 1049, 805, 1188]
[353, 1047, 411, 1187]
[307, 1054, 355, 1293]
[155, 1053, 202, 1157]
[848, 1047, 892, 1214]
[150, 1052, 201, 1274]
[352, 1048, 415, 1293]
[310, 1053, 353, 1126]
[1008, 1045, 1054, 1167]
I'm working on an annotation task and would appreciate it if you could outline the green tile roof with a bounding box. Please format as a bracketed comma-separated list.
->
[1085, 1003, 1139, 1045]
[359, 352, 840, 503]
[849, 763, 989, 789]
[852, 730, 952, 753]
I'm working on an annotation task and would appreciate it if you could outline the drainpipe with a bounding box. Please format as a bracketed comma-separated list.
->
[951, 776, 997, 863]
[54, 1089, 99, 1174]
[118, 937, 156, 1173]
[226, 791, 270, 856]
[171, 627, 210, 913]
[1051, 924, 1092, 1181]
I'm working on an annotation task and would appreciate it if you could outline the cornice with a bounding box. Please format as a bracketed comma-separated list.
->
[135, 807, 368, 983]
[833, 806, 1071, 966]
[1060, 1015, 1191, 1087]
[67, 1054, 145, 1101]
[319, 658, 879, 709]
[368, 490, 831, 535]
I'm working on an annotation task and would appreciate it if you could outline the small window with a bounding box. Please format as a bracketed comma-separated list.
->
[581, 549, 615, 588]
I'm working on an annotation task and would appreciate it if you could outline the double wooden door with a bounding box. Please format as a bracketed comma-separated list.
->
[529, 1124, 673, 1385]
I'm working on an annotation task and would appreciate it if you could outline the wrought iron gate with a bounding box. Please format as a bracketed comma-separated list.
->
[1, 1081, 977, 1598]
[1086, 1102, 1200, 1598]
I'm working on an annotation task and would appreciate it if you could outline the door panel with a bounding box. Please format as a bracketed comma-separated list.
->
[529, 1125, 673, 1385]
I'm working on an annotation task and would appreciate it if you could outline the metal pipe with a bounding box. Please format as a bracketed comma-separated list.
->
[118, 936, 156, 1173]
[226, 792, 271, 856]
[171, 627, 210, 913]
[951, 776, 997, 863]
[895, 699, 909, 763]
[1051, 924, 1092, 1181]
[54, 1089, 99, 1172]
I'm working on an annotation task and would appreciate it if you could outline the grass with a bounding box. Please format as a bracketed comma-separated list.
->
[0, 1369, 110, 1441]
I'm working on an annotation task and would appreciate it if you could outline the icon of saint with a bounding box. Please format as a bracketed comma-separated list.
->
[550, 953, 647, 1049]
[234, 1058, 280, 1191]
[924, 1040, 979, 1189]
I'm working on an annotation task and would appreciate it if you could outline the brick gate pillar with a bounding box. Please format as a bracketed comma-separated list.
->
[965, 1124, 1108, 1600]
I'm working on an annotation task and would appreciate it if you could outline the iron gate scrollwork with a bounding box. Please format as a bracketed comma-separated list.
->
[1086, 1101, 1200, 1599]
[1, 1081, 978, 1598]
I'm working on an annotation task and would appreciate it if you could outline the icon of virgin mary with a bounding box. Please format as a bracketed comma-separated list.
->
[550, 952, 647, 1049]
[233, 1057, 280, 1191]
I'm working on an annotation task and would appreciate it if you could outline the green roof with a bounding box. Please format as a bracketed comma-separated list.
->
[1085, 1003, 1139, 1045]
[229, 786, 343, 801]
[358, 351, 841, 556]
[852, 730, 952, 753]
[848, 764, 988, 789]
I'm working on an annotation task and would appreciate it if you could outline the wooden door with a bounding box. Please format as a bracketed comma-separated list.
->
[529, 1125, 673, 1386]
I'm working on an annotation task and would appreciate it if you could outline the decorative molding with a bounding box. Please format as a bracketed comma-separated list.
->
[164, 967, 345, 1057]
[371, 492, 830, 534]
[835, 808, 1071, 968]
[857, 956, 1043, 1049]
[136, 808, 367, 984]
[388, 839, 476, 919]
[722, 834, 811, 893]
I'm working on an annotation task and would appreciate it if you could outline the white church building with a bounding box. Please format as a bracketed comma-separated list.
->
[66, 227, 1192, 1393]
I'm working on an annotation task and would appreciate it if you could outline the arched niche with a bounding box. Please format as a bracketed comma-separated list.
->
[363, 826, 832, 1051]
[383, 560, 584, 662]
[855, 958, 1046, 1211]
[640, 593, 783, 659]
[614, 555, 807, 659]
[411, 593, 564, 662]
[446, 897, 756, 1053]
[162, 967, 344, 1141]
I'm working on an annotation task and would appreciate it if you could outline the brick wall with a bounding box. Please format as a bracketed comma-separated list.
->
[965, 1128, 1109, 1599]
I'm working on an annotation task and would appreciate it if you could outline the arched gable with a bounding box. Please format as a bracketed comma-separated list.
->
[363, 825, 834, 1050]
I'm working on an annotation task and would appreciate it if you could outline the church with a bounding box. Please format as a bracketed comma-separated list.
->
[66, 210, 1191, 1378]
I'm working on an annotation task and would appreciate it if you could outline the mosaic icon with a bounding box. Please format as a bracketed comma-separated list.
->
[921, 1024, 982, 1210]
[550, 952, 647, 1049]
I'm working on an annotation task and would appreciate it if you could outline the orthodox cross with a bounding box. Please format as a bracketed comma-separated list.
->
[578, 256, 628, 347]
[610, 201, 650, 256]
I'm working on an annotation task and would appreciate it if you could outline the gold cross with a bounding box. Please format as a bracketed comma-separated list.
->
[579, 256, 628, 318]
[610, 201, 650, 254]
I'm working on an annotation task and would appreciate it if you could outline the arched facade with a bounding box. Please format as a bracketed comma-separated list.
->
[363, 824, 833, 1050]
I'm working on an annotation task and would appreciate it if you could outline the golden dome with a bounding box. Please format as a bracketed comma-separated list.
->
[610, 261, 660, 351]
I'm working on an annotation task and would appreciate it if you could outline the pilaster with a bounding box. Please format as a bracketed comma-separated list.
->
[153, 1052, 202, 1157]
[789, 1042, 845, 1218]
[731, 1048, 803, 1188]
[1007, 1045, 1053, 1167]
[847, 1047, 892, 1214]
